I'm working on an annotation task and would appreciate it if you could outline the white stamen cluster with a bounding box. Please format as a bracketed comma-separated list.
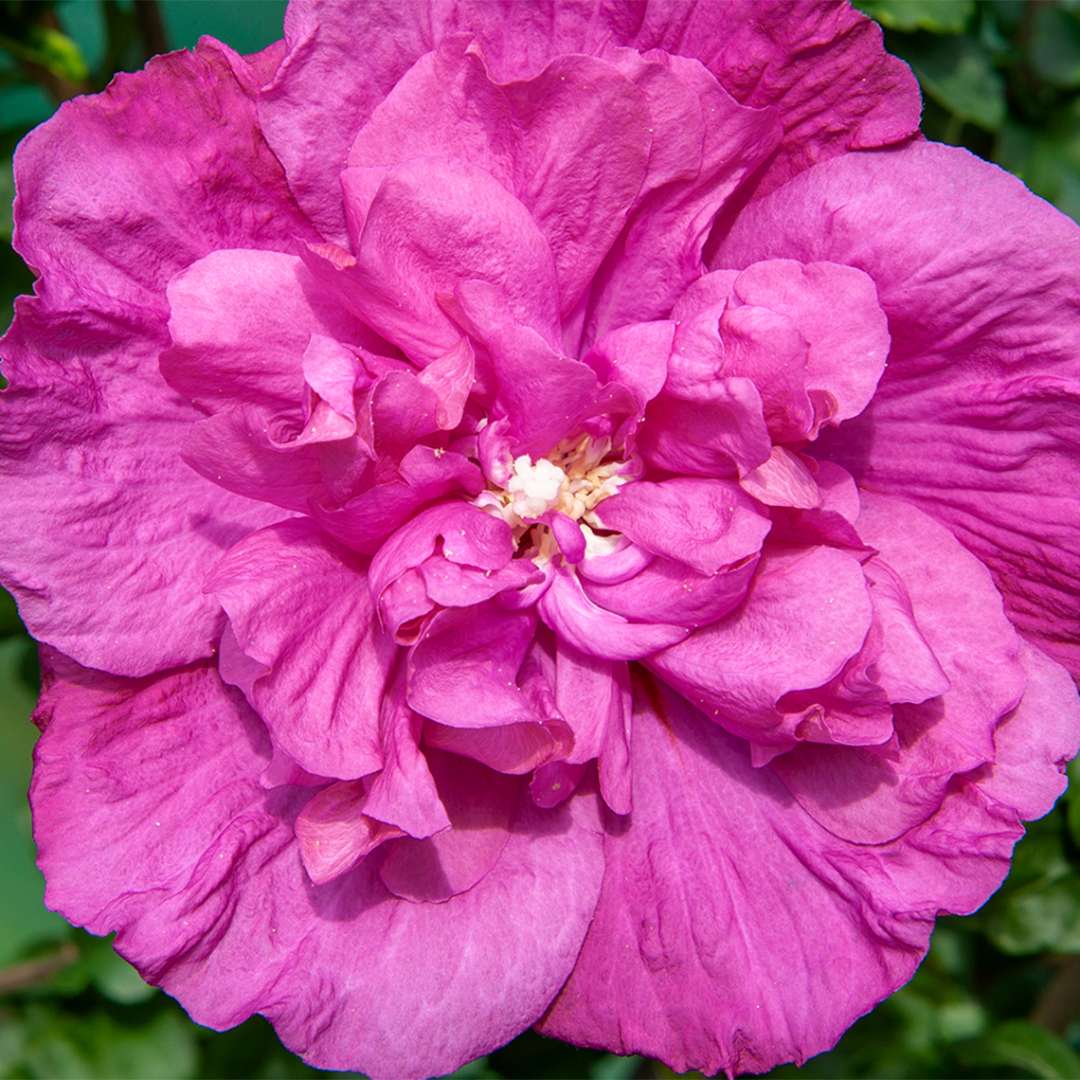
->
[479, 434, 627, 563]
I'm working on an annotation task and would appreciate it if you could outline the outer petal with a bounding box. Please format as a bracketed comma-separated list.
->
[0, 39, 315, 677]
[31, 655, 604, 1080]
[770, 495, 1025, 844]
[349, 39, 651, 314]
[635, 0, 921, 200]
[539, 673, 1072, 1075]
[716, 142, 1080, 674]
[208, 520, 394, 779]
[648, 546, 872, 750]
[12, 39, 316, 321]
[262, 0, 918, 241]
[0, 306, 281, 676]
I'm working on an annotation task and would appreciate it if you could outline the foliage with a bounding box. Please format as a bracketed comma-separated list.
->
[0, 1, 1077, 1077]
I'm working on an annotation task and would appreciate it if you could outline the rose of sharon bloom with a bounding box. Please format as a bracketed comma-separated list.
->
[3, 0, 1080, 1076]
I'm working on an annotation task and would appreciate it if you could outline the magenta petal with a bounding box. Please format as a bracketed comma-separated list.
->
[726, 259, 889, 430]
[555, 643, 634, 814]
[581, 49, 781, 341]
[408, 603, 540, 728]
[539, 672, 1033, 1076]
[641, 0, 921, 198]
[770, 494, 1026, 844]
[649, 546, 872, 749]
[583, 321, 674, 407]
[162, 250, 365, 412]
[640, 370, 772, 479]
[448, 280, 601, 456]
[595, 478, 770, 575]
[296, 781, 405, 886]
[363, 677, 449, 840]
[716, 141, 1080, 675]
[978, 641, 1080, 819]
[32, 652, 603, 1078]
[0, 305, 281, 677]
[741, 446, 821, 509]
[208, 520, 393, 779]
[539, 566, 689, 662]
[314, 447, 484, 555]
[349, 40, 651, 315]
[340, 160, 561, 361]
[423, 719, 568, 776]
[583, 553, 761, 629]
[369, 502, 516, 608]
[14, 39, 316, 322]
[183, 406, 328, 513]
[379, 752, 519, 902]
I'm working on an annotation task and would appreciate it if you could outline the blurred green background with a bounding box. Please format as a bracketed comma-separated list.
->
[1, 1, 1079, 1077]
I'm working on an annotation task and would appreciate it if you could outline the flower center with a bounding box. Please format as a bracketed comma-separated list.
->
[478, 434, 627, 563]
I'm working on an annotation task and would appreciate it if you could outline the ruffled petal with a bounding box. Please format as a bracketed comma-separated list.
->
[0, 305, 281, 676]
[770, 494, 1025, 844]
[31, 653, 604, 1080]
[162, 250, 368, 412]
[635, 0, 921, 199]
[715, 141, 1080, 674]
[595, 478, 770, 575]
[349, 39, 651, 315]
[648, 546, 873, 752]
[12, 39, 316, 321]
[408, 603, 541, 728]
[329, 159, 562, 361]
[209, 520, 394, 779]
[539, 566, 688, 662]
[539, 671, 1066, 1075]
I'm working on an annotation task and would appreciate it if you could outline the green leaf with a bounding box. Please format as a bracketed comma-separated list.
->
[0, 637, 68, 967]
[0, 26, 88, 85]
[1068, 758, 1080, 847]
[444, 1058, 501, 1080]
[856, 0, 973, 34]
[0, 587, 22, 637]
[81, 934, 157, 1005]
[19, 1004, 198, 1080]
[983, 875, 1080, 954]
[891, 32, 1006, 130]
[590, 1055, 643, 1080]
[1029, 3, 1080, 89]
[996, 100, 1080, 224]
[955, 1020, 1080, 1079]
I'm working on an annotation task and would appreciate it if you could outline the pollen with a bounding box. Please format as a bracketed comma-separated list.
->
[478, 433, 627, 563]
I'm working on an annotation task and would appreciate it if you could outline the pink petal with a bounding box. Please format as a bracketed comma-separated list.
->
[716, 141, 1080, 676]
[208, 520, 394, 779]
[349, 39, 651, 315]
[31, 653, 603, 1079]
[378, 751, 519, 903]
[770, 494, 1026, 844]
[538, 566, 688, 662]
[539, 672, 1036, 1076]
[595, 477, 770, 575]
[649, 546, 872, 751]
[296, 781, 405, 886]
[0, 303, 281, 677]
[408, 603, 540, 729]
[162, 250, 366, 412]
[336, 159, 561, 362]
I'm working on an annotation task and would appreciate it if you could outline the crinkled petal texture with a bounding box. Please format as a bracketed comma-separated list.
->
[6, 1, 1080, 1079]
[32, 655, 604, 1079]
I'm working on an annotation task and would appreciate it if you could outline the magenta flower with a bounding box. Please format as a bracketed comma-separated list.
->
[4, 1, 1080, 1076]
